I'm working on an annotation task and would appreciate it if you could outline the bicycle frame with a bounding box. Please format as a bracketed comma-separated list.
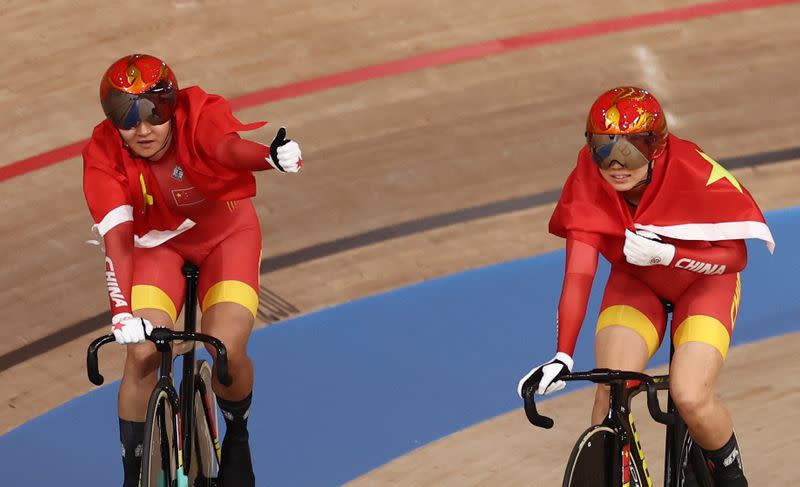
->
[87, 263, 232, 481]
[524, 369, 694, 487]
[604, 374, 672, 486]
[180, 263, 200, 474]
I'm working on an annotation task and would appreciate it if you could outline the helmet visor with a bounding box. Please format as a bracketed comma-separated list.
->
[102, 88, 177, 130]
[587, 133, 658, 170]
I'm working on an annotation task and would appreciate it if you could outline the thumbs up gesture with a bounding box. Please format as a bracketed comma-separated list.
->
[266, 127, 302, 173]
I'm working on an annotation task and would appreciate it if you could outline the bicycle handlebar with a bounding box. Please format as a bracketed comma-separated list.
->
[86, 327, 233, 387]
[522, 368, 675, 429]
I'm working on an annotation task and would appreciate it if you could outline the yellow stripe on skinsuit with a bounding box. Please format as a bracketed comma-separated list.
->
[202, 280, 259, 318]
[597, 305, 660, 357]
[673, 315, 731, 359]
[730, 273, 741, 328]
[131, 285, 178, 324]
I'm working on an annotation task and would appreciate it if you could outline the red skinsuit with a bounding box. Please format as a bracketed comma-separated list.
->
[556, 226, 746, 357]
[83, 87, 277, 321]
[548, 135, 772, 358]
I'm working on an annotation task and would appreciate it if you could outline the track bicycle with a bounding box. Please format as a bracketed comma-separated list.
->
[523, 367, 714, 487]
[88, 263, 233, 487]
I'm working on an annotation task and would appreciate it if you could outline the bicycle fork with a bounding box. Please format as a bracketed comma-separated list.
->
[624, 413, 654, 487]
[607, 381, 654, 487]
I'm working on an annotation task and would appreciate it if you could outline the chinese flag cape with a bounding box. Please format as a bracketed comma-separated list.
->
[549, 134, 775, 255]
[83, 86, 266, 244]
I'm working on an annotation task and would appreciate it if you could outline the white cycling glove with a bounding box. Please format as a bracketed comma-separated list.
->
[266, 127, 302, 173]
[623, 229, 675, 267]
[517, 352, 574, 397]
[111, 313, 153, 345]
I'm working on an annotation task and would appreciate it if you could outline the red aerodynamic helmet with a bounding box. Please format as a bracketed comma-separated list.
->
[99, 54, 178, 129]
[585, 86, 668, 170]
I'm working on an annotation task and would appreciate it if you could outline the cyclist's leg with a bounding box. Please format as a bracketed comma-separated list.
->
[670, 272, 747, 485]
[197, 224, 260, 400]
[197, 219, 261, 486]
[118, 245, 185, 487]
[201, 302, 255, 398]
[592, 268, 666, 424]
[202, 302, 256, 484]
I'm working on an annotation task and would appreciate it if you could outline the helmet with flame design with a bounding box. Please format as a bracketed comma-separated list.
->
[99, 54, 178, 129]
[585, 86, 668, 171]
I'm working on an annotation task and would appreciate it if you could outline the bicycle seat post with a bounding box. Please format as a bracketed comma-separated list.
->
[182, 263, 200, 334]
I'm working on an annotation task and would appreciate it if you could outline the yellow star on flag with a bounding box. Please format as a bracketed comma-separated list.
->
[697, 150, 742, 193]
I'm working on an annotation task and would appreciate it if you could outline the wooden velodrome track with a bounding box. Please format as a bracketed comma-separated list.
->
[1, 0, 799, 484]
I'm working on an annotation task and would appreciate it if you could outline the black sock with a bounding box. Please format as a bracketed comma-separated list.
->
[217, 392, 252, 439]
[119, 418, 145, 487]
[217, 392, 255, 486]
[702, 433, 748, 486]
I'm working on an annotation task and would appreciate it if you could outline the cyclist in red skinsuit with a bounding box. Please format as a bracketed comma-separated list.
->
[517, 87, 774, 487]
[83, 54, 302, 487]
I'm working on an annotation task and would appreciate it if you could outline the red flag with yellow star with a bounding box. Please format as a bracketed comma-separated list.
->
[83, 86, 266, 247]
[549, 134, 775, 254]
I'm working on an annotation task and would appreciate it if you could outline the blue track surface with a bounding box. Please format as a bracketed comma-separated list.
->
[1, 208, 797, 486]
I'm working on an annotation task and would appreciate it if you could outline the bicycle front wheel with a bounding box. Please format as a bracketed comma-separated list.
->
[677, 430, 714, 487]
[188, 360, 221, 486]
[563, 425, 617, 487]
[141, 386, 178, 487]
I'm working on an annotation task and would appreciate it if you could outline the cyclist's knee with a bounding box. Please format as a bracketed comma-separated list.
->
[669, 378, 712, 416]
[204, 340, 250, 364]
[124, 342, 160, 375]
[201, 304, 254, 357]
[202, 317, 253, 361]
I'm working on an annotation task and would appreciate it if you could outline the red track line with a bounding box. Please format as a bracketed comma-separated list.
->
[2, 0, 796, 183]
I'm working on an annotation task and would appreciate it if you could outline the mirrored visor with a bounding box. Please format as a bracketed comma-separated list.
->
[103, 89, 177, 130]
[587, 133, 658, 170]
